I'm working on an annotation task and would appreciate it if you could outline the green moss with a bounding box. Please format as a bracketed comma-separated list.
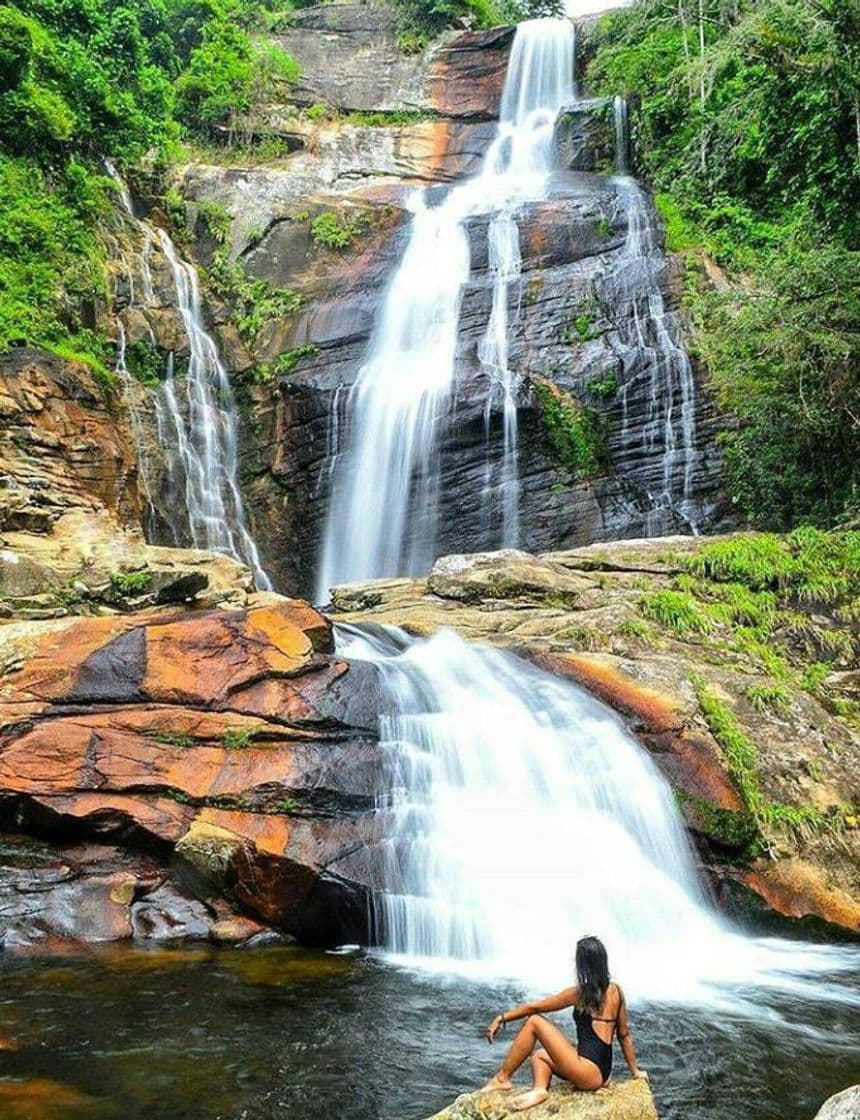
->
[269, 797, 298, 814]
[150, 732, 196, 749]
[554, 625, 601, 650]
[125, 338, 164, 387]
[678, 791, 759, 854]
[343, 109, 436, 127]
[533, 382, 606, 480]
[639, 590, 714, 638]
[691, 674, 762, 817]
[615, 617, 653, 641]
[562, 314, 600, 345]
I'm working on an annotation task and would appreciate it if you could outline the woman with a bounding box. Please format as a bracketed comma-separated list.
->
[480, 936, 649, 1112]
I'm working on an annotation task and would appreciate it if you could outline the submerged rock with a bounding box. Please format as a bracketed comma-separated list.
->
[426, 1081, 658, 1120]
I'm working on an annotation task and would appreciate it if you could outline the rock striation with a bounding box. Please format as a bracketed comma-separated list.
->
[0, 597, 384, 949]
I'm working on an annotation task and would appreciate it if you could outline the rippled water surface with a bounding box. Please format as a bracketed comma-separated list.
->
[2, 946, 858, 1120]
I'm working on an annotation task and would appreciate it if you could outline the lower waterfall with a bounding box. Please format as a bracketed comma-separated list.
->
[339, 623, 859, 1012]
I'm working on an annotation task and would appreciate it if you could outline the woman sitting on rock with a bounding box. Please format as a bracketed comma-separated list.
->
[481, 935, 649, 1111]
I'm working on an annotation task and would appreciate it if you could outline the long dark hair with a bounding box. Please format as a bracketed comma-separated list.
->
[575, 936, 610, 1015]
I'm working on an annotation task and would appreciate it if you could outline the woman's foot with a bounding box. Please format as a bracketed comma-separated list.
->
[511, 1089, 549, 1111]
[478, 1075, 514, 1093]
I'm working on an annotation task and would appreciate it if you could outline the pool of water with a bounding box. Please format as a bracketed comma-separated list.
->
[1, 945, 858, 1120]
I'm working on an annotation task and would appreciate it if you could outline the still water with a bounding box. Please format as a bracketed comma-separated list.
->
[2, 945, 858, 1120]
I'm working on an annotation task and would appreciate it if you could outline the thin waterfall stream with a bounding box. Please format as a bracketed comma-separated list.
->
[106, 162, 271, 589]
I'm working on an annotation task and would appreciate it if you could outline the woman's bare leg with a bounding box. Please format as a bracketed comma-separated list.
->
[498, 1016, 604, 1110]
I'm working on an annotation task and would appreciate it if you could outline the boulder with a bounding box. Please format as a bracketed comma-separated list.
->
[427, 1081, 658, 1120]
[332, 535, 860, 936]
[814, 1085, 860, 1120]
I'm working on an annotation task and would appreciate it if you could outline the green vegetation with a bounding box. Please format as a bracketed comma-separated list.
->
[586, 371, 618, 400]
[274, 344, 320, 375]
[533, 381, 606, 480]
[310, 210, 365, 250]
[687, 529, 860, 602]
[743, 683, 791, 715]
[150, 732, 197, 749]
[108, 569, 152, 596]
[221, 728, 255, 749]
[562, 313, 600, 345]
[639, 589, 714, 637]
[585, 1, 860, 529]
[390, 0, 563, 54]
[0, 0, 299, 356]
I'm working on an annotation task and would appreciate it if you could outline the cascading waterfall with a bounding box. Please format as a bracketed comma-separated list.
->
[316, 19, 575, 601]
[340, 623, 860, 1010]
[607, 175, 702, 532]
[106, 163, 271, 589]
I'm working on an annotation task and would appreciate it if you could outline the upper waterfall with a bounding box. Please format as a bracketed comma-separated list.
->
[315, 19, 575, 601]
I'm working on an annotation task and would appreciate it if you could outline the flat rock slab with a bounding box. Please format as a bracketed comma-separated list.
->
[427, 1081, 658, 1119]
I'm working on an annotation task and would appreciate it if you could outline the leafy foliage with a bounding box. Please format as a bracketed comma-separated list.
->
[310, 210, 366, 250]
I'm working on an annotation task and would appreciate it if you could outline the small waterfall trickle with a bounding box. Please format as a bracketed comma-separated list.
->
[316, 19, 575, 601]
[613, 94, 629, 174]
[340, 623, 860, 1008]
[606, 177, 702, 532]
[105, 163, 271, 588]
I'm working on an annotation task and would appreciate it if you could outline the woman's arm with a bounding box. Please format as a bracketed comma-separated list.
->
[486, 987, 578, 1042]
[616, 988, 648, 1081]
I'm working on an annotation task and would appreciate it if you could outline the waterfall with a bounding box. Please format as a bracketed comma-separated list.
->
[316, 19, 575, 601]
[105, 163, 271, 589]
[340, 623, 860, 1009]
[607, 177, 702, 532]
[613, 95, 629, 174]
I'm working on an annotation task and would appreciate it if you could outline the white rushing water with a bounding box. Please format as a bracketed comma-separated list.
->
[607, 175, 702, 533]
[316, 20, 575, 601]
[106, 163, 271, 589]
[341, 623, 860, 1014]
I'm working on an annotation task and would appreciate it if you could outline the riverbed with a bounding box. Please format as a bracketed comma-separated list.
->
[2, 945, 858, 1120]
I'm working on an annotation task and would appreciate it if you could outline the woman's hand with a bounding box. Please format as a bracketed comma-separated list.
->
[486, 1015, 504, 1044]
[632, 1068, 650, 1083]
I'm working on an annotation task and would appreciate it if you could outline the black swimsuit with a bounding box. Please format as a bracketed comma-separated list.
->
[573, 1005, 616, 1083]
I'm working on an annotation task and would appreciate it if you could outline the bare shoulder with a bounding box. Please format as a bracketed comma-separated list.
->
[611, 982, 625, 1013]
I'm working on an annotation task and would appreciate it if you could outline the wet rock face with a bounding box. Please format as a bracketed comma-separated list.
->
[242, 174, 727, 596]
[0, 598, 385, 947]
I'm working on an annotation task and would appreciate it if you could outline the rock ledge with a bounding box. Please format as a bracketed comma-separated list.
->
[426, 1080, 658, 1120]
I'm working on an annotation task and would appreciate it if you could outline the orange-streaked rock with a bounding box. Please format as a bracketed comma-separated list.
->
[0, 596, 380, 948]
